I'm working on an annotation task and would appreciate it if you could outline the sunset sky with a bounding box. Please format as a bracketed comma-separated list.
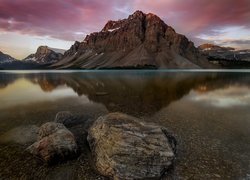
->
[0, 0, 249, 59]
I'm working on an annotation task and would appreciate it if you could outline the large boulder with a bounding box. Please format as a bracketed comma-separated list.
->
[87, 112, 176, 179]
[27, 122, 78, 164]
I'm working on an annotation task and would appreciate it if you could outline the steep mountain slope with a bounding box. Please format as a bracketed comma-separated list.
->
[24, 46, 64, 64]
[54, 11, 212, 69]
[0, 51, 16, 64]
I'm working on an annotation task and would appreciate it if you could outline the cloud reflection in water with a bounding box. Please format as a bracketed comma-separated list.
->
[189, 86, 250, 108]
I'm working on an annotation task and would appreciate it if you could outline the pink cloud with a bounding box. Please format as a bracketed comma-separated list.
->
[132, 0, 250, 36]
[0, 0, 249, 46]
[0, 0, 130, 41]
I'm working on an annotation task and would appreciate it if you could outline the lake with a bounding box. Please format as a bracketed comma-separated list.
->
[0, 70, 250, 179]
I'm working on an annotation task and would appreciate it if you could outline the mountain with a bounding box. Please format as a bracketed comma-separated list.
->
[0, 46, 66, 70]
[0, 51, 16, 64]
[60, 41, 81, 59]
[0, 50, 47, 70]
[198, 43, 250, 61]
[53, 11, 212, 69]
[24, 46, 64, 64]
[198, 43, 250, 68]
[198, 44, 235, 52]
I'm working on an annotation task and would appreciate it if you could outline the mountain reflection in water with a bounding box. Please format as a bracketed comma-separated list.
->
[0, 71, 250, 115]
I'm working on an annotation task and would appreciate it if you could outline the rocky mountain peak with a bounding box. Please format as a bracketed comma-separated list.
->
[102, 20, 122, 32]
[146, 12, 162, 20]
[83, 10, 171, 53]
[24, 46, 63, 64]
[35, 46, 51, 56]
[128, 10, 145, 19]
[54, 11, 213, 69]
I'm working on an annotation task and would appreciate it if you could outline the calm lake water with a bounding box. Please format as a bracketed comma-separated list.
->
[0, 70, 250, 179]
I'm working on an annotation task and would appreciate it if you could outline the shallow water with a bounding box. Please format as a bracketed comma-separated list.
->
[0, 70, 250, 179]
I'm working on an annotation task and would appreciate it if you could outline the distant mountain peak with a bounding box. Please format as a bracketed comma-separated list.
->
[0, 51, 16, 64]
[198, 43, 235, 51]
[24, 46, 63, 64]
[198, 43, 250, 63]
[36, 46, 51, 55]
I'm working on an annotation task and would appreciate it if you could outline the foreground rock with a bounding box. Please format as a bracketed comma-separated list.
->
[87, 112, 176, 179]
[27, 122, 78, 164]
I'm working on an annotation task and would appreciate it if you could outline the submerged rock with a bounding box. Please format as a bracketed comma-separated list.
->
[27, 122, 78, 164]
[87, 112, 176, 179]
[54, 111, 77, 127]
[54, 111, 90, 128]
[0, 125, 39, 145]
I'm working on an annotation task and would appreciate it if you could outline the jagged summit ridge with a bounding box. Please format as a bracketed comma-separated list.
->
[84, 11, 169, 52]
[54, 10, 212, 69]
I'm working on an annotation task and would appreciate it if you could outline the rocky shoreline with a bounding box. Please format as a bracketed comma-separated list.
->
[22, 111, 177, 179]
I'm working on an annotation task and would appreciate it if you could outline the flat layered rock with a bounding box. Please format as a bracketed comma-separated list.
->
[87, 112, 176, 179]
[27, 122, 78, 164]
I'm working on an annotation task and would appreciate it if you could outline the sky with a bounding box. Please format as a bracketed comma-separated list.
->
[0, 0, 249, 59]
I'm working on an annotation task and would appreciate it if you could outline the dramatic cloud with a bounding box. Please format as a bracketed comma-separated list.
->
[226, 40, 250, 45]
[132, 0, 250, 41]
[1, 0, 249, 40]
[0, 0, 249, 58]
[217, 40, 250, 49]
[0, 0, 130, 41]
